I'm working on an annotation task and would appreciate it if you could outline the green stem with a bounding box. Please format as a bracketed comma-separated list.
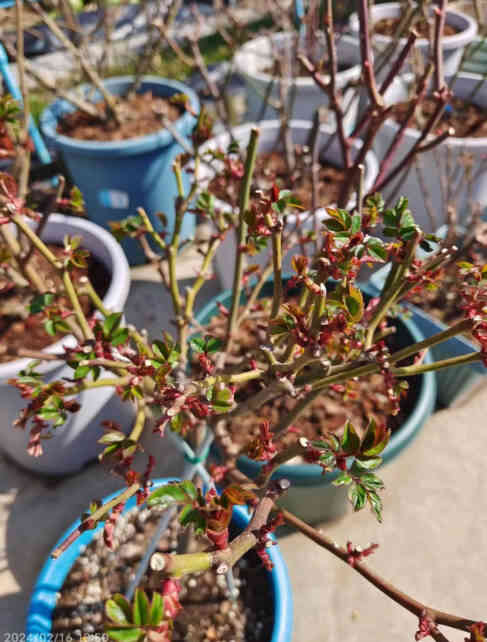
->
[129, 404, 147, 443]
[51, 483, 141, 559]
[266, 214, 282, 319]
[63, 270, 94, 341]
[391, 351, 483, 376]
[388, 319, 473, 364]
[68, 377, 131, 395]
[0, 225, 46, 293]
[12, 214, 61, 267]
[137, 208, 167, 254]
[226, 127, 260, 346]
[238, 262, 273, 324]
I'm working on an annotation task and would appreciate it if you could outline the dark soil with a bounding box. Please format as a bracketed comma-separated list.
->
[51, 507, 274, 641]
[205, 299, 420, 456]
[0, 244, 110, 363]
[263, 57, 350, 76]
[57, 92, 182, 142]
[391, 96, 487, 139]
[373, 16, 458, 38]
[209, 149, 347, 210]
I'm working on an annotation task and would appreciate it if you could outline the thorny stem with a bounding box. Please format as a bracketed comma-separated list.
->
[280, 508, 481, 635]
[51, 483, 141, 559]
[62, 270, 95, 341]
[267, 215, 283, 319]
[226, 128, 260, 347]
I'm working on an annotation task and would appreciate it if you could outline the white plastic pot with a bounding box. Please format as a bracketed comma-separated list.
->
[199, 120, 379, 291]
[349, 2, 477, 76]
[0, 214, 132, 475]
[234, 32, 362, 132]
[373, 72, 487, 232]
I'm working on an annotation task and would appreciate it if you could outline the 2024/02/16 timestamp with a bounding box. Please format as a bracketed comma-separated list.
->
[3, 632, 108, 642]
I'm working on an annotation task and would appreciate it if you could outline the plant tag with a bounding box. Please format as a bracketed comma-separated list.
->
[99, 189, 129, 209]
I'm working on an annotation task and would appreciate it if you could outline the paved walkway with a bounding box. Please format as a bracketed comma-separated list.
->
[1, 269, 486, 639]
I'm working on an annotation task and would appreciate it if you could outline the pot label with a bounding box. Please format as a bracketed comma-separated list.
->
[99, 189, 129, 209]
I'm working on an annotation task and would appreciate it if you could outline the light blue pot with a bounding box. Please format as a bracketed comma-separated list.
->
[40, 77, 199, 265]
[26, 478, 293, 642]
[196, 279, 436, 522]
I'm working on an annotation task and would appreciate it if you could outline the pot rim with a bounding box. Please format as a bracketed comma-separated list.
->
[0, 213, 130, 379]
[196, 279, 437, 486]
[26, 478, 293, 641]
[40, 76, 200, 157]
[235, 32, 362, 88]
[349, 2, 478, 50]
[381, 71, 487, 147]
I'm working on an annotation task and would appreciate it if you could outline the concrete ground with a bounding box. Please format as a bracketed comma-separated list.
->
[0, 260, 486, 640]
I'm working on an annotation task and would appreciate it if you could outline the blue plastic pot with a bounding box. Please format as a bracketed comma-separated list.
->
[40, 76, 199, 264]
[196, 279, 437, 523]
[26, 478, 293, 641]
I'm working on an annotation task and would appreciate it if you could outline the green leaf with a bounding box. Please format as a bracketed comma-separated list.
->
[359, 472, 385, 491]
[180, 480, 197, 500]
[111, 327, 129, 347]
[106, 595, 130, 625]
[366, 239, 387, 261]
[345, 295, 360, 319]
[368, 490, 383, 522]
[106, 628, 144, 642]
[400, 209, 415, 230]
[30, 293, 55, 315]
[332, 472, 352, 486]
[400, 226, 417, 241]
[103, 313, 122, 337]
[98, 431, 126, 445]
[149, 592, 165, 626]
[353, 456, 382, 471]
[344, 286, 363, 322]
[147, 483, 190, 507]
[205, 337, 223, 354]
[189, 337, 206, 353]
[325, 218, 347, 232]
[73, 365, 91, 380]
[132, 589, 149, 625]
[319, 451, 336, 470]
[44, 319, 56, 336]
[341, 421, 361, 455]
[351, 213, 361, 234]
[362, 418, 390, 457]
[179, 506, 206, 534]
[348, 483, 367, 511]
